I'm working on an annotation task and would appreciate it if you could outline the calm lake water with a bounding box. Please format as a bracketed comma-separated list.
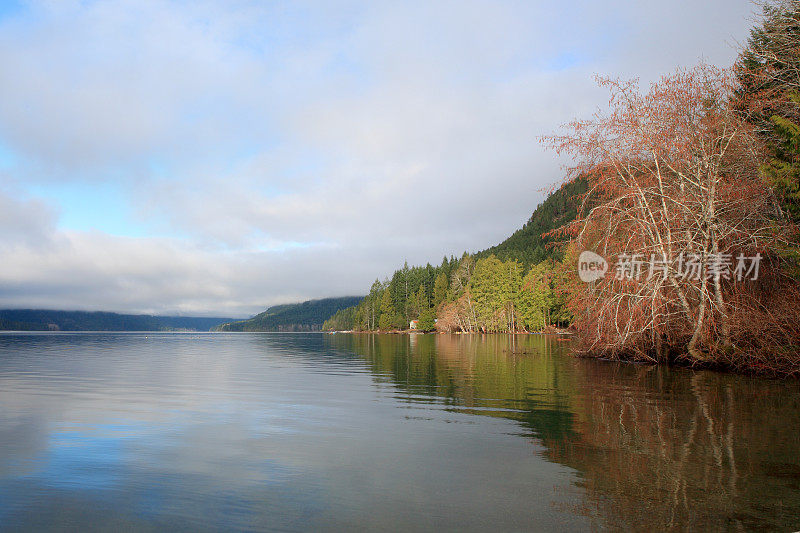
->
[0, 332, 799, 532]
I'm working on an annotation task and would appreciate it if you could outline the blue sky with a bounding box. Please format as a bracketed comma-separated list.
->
[0, 1, 22, 20]
[25, 182, 145, 236]
[0, 0, 756, 316]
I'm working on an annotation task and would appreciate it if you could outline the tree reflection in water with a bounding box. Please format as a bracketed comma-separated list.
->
[327, 333, 800, 531]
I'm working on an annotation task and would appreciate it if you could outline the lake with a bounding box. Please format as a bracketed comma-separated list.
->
[0, 332, 798, 531]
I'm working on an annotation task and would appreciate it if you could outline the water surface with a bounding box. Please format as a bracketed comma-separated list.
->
[0, 332, 798, 531]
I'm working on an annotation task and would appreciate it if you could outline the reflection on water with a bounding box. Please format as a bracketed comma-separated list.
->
[330, 334, 800, 531]
[0, 332, 798, 531]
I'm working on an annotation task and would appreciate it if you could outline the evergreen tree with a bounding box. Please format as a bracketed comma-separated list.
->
[470, 256, 505, 332]
[417, 305, 436, 331]
[433, 272, 448, 308]
[379, 290, 395, 331]
[365, 279, 383, 330]
[762, 93, 800, 223]
[413, 285, 427, 319]
[518, 263, 552, 331]
[737, 2, 800, 274]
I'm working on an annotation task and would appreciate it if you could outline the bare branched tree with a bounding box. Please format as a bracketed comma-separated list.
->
[545, 65, 798, 371]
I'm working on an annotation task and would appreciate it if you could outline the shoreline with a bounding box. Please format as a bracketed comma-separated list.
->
[325, 330, 799, 378]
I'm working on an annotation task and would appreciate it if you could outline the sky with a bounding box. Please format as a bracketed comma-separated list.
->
[0, 0, 757, 318]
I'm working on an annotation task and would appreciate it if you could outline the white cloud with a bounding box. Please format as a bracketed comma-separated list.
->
[0, 187, 57, 248]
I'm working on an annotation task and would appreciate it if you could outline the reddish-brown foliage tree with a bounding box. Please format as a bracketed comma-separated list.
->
[544, 65, 800, 374]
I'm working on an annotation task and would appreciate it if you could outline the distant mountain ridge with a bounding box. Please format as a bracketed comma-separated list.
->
[0, 309, 234, 332]
[215, 297, 362, 332]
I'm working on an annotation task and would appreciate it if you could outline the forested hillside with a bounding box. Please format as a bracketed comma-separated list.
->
[215, 297, 361, 332]
[0, 310, 233, 332]
[323, 180, 581, 333]
[477, 177, 586, 264]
